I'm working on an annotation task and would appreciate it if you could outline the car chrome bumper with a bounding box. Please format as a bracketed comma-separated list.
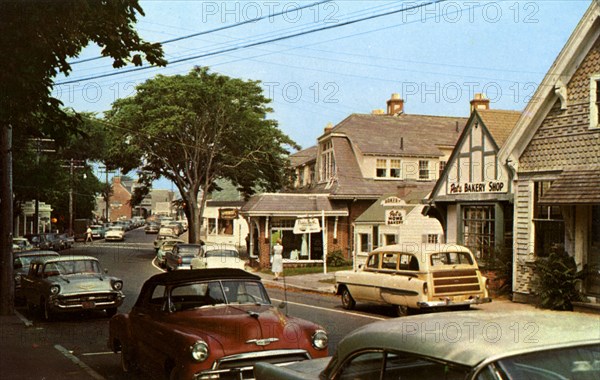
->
[194, 349, 311, 380]
[417, 296, 492, 308]
[51, 293, 125, 310]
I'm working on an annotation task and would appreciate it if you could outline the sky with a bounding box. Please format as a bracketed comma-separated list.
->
[52, 0, 591, 191]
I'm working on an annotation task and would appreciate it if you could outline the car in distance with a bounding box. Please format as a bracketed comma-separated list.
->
[165, 243, 203, 271]
[155, 238, 185, 268]
[13, 250, 60, 302]
[144, 222, 160, 234]
[190, 244, 245, 270]
[255, 310, 600, 380]
[20, 255, 125, 320]
[335, 244, 491, 316]
[153, 232, 179, 251]
[108, 269, 328, 379]
[90, 224, 105, 239]
[13, 237, 33, 252]
[105, 225, 126, 242]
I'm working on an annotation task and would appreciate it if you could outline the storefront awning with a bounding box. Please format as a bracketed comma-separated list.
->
[539, 166, 600, 205]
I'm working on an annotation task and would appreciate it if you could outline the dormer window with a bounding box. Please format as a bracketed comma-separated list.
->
[589, 75, 600, 129]
[319, 140, 335, 182]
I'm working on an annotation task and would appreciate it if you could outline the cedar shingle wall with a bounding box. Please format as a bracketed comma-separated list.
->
[520, 36, 600, 172]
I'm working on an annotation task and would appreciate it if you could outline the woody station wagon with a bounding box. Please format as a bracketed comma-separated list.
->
[335, 244, 491, 316]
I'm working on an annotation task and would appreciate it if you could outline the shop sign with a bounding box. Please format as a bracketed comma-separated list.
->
[449, 181, 506, 194]
[219, 208, 239, 220]
[293, 218, 321, 234]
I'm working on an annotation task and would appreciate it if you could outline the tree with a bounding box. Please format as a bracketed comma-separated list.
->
[106, 67, 298, 243]
[0, 1, 165, 315]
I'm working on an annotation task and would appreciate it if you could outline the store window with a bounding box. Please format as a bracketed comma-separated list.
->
[462, 205, 495, 264]
[208, 218, 217, 234]
[533, 181, 564, 257]
[585, 206, 600, 296]
[218, 219, 233, 235]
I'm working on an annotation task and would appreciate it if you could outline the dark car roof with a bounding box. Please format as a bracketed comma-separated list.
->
[14, 250, 59, 258]
[31, 255, 99, 264]
[146, 269, 260, 286]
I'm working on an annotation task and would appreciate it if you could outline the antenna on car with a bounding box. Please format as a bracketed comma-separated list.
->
[282, 274, 289, 317]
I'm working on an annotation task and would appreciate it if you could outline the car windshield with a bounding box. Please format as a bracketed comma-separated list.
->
[168, 280, 270, 311]
[108, 226, 123, 231]
[44, 260, 101, 276]
[429, 252, 473, 266]
[494, 344, 600, 380]
[205, 250, 239, 258]
[15, 254, 56, 270]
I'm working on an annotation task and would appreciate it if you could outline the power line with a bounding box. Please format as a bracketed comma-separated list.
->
[56, 0, 449, 85]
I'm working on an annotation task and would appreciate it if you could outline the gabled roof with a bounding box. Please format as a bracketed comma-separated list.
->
[477, 110, 522, 148]
[499, 0, 600, 163]
[290, 145, 317, 167]
[327, 113, 466, 157]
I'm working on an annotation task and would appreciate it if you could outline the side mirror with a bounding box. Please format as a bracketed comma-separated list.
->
[104, 268, 109, 274]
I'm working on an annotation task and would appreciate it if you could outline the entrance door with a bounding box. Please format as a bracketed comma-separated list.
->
[585, 206, 600, 296]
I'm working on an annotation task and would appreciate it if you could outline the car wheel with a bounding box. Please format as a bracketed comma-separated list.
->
[106, 308, 118, 318]
[120, 342, 137, 373]
[397, 305, 410, 317]
[341, 287, 356, 310]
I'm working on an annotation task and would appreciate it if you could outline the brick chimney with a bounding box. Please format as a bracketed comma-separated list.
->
[323, 122, 334, 134]
[397, 184, 417, 198]
[470, 93, 490, 112]
[387, 93, 404, 115]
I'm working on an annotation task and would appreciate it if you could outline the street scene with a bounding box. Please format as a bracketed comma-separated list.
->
[2, 1, 600, 379]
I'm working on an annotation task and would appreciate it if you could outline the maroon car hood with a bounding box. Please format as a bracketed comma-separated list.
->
[163, 305, 304, 355]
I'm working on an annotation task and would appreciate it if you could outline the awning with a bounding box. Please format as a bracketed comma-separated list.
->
[539, 166, 600, 205]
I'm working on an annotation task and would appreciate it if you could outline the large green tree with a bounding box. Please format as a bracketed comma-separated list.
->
[0, 1, 165, 315]
[107, 67, 298, 243]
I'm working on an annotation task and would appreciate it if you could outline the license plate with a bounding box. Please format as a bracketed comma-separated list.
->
[82, 301, 96, 309]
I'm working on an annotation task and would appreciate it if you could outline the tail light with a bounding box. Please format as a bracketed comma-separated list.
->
[178, 256, 182, 264]
[423, 282, 428, 295]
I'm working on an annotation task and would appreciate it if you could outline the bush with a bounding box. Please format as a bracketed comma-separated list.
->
[327, 250, 351, 267]
[532, 247, 587, 311]
[485, 247, 513, 296]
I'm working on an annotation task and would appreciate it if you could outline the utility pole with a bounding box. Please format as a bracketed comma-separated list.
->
[0, 123, 14, 315]
[61, 159, 85, 234]
[98, 165, 114, 222]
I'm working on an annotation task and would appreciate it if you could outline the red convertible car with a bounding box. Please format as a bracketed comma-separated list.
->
[108, 269, 328, 379]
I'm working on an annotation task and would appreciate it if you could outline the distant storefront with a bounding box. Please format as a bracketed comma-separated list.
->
[203, 201, 248, 249]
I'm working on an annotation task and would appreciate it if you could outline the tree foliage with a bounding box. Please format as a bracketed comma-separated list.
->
[106, 67, 298, 242]
[0, 0, 165, 315]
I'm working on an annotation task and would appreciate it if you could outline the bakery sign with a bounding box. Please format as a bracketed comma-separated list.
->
[449, 181, 506, 194]
[293, 218, 321, 234]
[219, 208, 239, 220]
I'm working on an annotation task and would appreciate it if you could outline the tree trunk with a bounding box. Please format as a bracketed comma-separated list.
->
[186, 195, 202, 244]
[0, 123, 14, 315]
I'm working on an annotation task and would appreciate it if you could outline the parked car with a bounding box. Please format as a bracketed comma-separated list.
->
[190, 244, 245, 270]
[13, 237, 33, 252]
[144, 222, 160, 234]
[165, 243, 203, 271]
[108, 269, 328, 379]
[90, 224, 105, 239]
[153, 233, 179, 251]
[55, 233, 74, 250]
[165, 221, 184, 236]
[21, 255, 125, 320]
[105, 225, 126, 242]
[155, 238, 185, 268]
[26, 233, 61, 251]
[335, 244, 491, 316]
[255, 310, 600, 380]
[13, 250, 60, 302]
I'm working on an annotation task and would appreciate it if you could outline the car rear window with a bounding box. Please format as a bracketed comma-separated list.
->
[430, 252, 473, 266]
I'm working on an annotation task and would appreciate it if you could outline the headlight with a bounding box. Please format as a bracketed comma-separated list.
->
[312, 330, 328, 350]
[112, 280, 123, 291]
[191, 340, 209, 362]
[49, 285, 60, 295]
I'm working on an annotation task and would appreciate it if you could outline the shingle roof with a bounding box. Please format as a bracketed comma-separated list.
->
[290, 145, 317, 167]
[539, 165, 600, 205]
[477, 109, 522, 148]
[241, 193, 348, 215]
[330, 113, 467, 157]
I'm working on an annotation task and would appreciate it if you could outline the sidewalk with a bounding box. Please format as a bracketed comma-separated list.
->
[0, 313, 101, 380]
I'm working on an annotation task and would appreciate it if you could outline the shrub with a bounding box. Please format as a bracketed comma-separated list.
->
[327, 250, 351, 267]
[532, 247, 587, 311]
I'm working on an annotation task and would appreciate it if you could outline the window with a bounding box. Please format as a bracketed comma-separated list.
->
[425, 234, 439, 244]
[208, 218, 217, 234]
[218, 219, 233, 235]
[390, 159, 401, 178]
[384, 234, 397, 245]
[376, 159, 387, 178]
[359, 233, 370, 253]
[399, 254, 419, 271]
[462, 205, 495, 264]
[590, 75, 600, 129]
[381, 253, 398, 269]
[533, 181, 564, 257]
[320, 140, 335, 181]
[586, 206, 600, 296]
[419, 160, 429, 180]
[366, 253, 380, 269]
[439, 160, 447, 178]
